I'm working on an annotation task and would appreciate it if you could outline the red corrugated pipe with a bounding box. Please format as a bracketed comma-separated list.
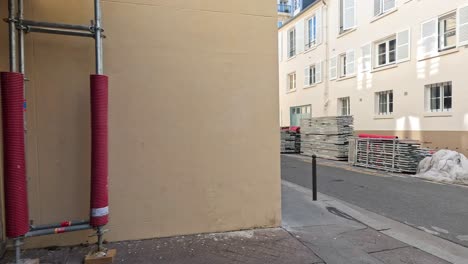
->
[359, 134, 398, 139]
[1, 72, 29, 238]
[90, 74, 109, 227]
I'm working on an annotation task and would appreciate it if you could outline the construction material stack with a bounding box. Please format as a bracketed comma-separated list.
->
[300, 116, 354, 160]
[281, 129, 301, 153]
[349, 136, 424, 174]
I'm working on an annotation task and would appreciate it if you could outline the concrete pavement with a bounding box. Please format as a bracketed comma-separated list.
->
[282, 181, 451, 264]
[1, 175, 454, 264]
[281, 154, 468, 248]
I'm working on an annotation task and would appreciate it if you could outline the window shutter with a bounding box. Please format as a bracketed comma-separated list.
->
[343, 0, 356, 30]
[424, 86, 430, 112]
[457, 5, 468, 47]
[346, 50, 355, 75]
[296, 19, 305, 53]
[396, 28, 411, 62]
[304, 19, 310, 48]
[383, 0, 395, 12]
[315, 61, 322, 83]
[316, 7, 323, 45]
[360, 44, 371, 72]
[420, 18, 438, 58]
[330, 56, 337, 80]
[374, 0, 381, 16]
[304, 66, 310, 86]
[278, 32, 283, 62]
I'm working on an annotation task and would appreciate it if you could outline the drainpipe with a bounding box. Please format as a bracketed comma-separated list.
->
[321, 0, 329, 116]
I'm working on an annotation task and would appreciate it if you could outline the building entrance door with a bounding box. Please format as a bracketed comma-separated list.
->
[290, 105, 311, 126]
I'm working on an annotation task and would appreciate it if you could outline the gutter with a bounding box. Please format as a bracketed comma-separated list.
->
[322, 0, 330, 115]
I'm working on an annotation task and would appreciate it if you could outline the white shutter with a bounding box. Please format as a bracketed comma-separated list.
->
[296, 19, 305, 54]
[420, 18, 438, 58]
[383, 0, 395, 13]
[457, 5, 468, 47]
[396, 28, 411, 62]
[304, 18, 310, 48]
[304, 66, 310, 86]
[374, 0, 382, 16]
[316, 7, 323, 45]
[278, 32, 283, 62]
[360, 43, 371, 72]
[346, 49, 355, 75]
[343, 0, 356, 30]
[315, 61, 322, 83]
[330, 56, 337, 80]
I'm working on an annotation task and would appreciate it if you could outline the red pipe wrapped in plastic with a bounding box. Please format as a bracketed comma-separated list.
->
[1, 72, 29, 238]
[359, 134, 398, 139]
[90, 74, 109, 227]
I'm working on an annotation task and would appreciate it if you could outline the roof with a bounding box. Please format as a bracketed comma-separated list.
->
[279, 0, 323, 30]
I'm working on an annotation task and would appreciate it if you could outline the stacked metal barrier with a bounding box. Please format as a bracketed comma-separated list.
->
[349, 137, 424, 174]
[300, 116, 354, 160]
[281, 130, 301, 153]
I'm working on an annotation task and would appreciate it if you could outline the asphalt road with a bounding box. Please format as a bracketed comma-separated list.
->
[281, 154, 468, 248]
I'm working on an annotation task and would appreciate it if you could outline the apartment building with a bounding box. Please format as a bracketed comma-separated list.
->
[279, 0, 468, 154]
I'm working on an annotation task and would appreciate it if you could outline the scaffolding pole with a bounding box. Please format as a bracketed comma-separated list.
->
[94, 0, 103, 75]
[3, 1, 108, 263]
[8, 0, 17, 72]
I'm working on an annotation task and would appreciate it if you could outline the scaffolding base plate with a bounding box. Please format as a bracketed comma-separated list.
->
[84, 249, 116, 264]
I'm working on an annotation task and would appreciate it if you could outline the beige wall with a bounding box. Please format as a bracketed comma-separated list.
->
[279, 0, 468, 153]
[0, 0, 281, 248]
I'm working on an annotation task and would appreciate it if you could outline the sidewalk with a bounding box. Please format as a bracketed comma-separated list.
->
[282, 181, 451, 264]
[1, 181, 453, 264]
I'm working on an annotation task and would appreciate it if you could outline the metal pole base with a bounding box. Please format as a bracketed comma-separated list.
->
[10, 238, 39, 264]
[84, 249, 116, 264]
[85, 226, 115, 263]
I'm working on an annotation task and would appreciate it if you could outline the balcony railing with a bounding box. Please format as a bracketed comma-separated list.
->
[278, 4, 292, 14]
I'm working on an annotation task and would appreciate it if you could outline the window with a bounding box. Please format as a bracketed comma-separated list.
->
[374, 0, 396, 17]
[287, 72, 296, 91]
[375, 37, 396, 67]
[292, 0, 301, 12]
[376, 90, 393, 115]
[426, 82, 452, 112]
[340, 53, 347, 77]
[340, 0, 356, 33]
[306, 16, 317, 49]
[305, 8, 322, 50]
[304, 62, 322, 86]
[338, 97, 351, 116]
[288, 28, 296, 58]
[439, 12, 456, 51]
[420, 10, 461, 58]
[338, 51, 355, 77]
[306, 65, 316, 86]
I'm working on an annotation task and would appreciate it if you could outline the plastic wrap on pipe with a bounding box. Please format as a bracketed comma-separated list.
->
[1, 72, 29, 238]
[90, 74, 109, 227]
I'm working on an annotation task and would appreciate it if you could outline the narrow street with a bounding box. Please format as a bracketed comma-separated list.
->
[281, 154, 468, 248]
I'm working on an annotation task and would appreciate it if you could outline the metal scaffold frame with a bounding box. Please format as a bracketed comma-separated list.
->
[3, 1, 108, 263]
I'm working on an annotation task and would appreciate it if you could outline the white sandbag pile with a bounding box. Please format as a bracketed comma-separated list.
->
[416, 150, 468, 185]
